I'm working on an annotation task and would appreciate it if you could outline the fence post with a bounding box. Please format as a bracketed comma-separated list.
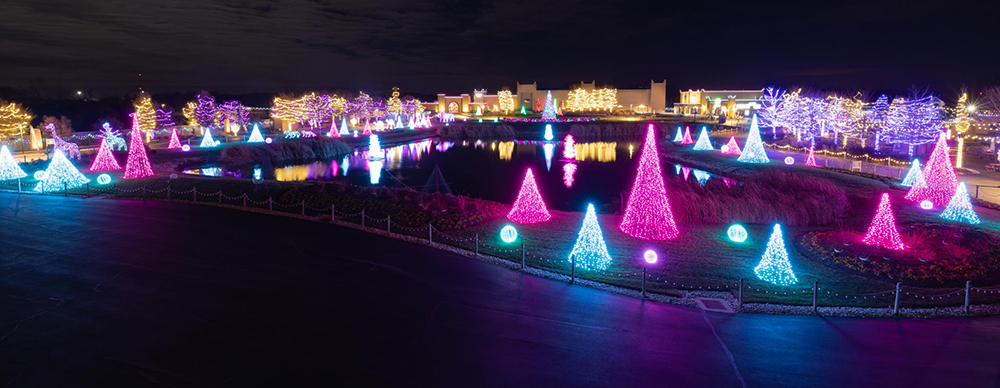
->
[17, 178, 20, 193]
[894, 282, 901, 316]
[243, 194, 247, 208]
[739, 277, 744, 313]
[570, 255, 575, 284]
[975, 185, 979, 199]
[361, 209, 365, 227]
[218, 191, 222, 203]
[813, 280, 819, 314]
[64, 182, 68, 196]
[475, 233, 479, 255]
[642, 267, 647, 299]
[387, 215, 391, 233]
[301, 200, 305, 216]
[193, 187, 197, 202]
[965, 280, 971, 314]
[428, 223, 433, 243]
[521, 242, 525, 270]
[331, 203, 335, 221]
[269, 197, 273, 211]
[86, 183, 90, 197]
[167, 182, 171, 200]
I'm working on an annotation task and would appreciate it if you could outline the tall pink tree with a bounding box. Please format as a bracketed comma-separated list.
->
[681, 126, 694, 144]
[861, 193, 905, 250]
[620, 124, 679, 240]
[508, 168, 551, 223]
[721, 136, 741, 155]
[905, 132, 956, 206]
[123, 114, 154, 179]
[90, 138, 121, 171]
[167, 128, 182, 149]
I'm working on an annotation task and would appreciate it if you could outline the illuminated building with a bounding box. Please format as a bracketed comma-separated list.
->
[674, 89, 763, 116]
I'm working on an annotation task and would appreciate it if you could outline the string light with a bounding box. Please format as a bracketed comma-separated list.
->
[167, 128, 182, 149]
[940, 182, 980, 224]
[0, 101, 33, 138]
[563, 134, 577, 159]
[564, 87, 617, 112]
[620, 124, 679, 240]
[681, 126, 694, 144]
[738, 114, 770, 163]
[541, 91, 557, 122]
[497, 90, 515, 114]
[200, 127, 217, 148]
[754, 224, 798, 286]
[33, 149, 89, 192]
[721, 136, 741, 155]
[133, 95, 156, 140]
[673, 127, 683, 142]
[155, 108, 176, 128]
[123, 114, 154, 179]
[89, 138, 121, 172]
[508, 168, 551, 223]
[905, 133, 956, 206]
[804, 142, 818, 166]
[181, 102, 198, 126]
[692, 127, 714, 150]
[563, 162, 576, 188]
[899, 159, 924, 187]
[861, 193, 905, 250]
[569, 204, 613, 271]
[193, 91, 218, 127]
[0, 145, 27, 180]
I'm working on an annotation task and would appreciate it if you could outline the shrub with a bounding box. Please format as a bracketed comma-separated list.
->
[568, 122, 647, 141]
[219, 137, 351, 166]
[437, 123, 516, 139]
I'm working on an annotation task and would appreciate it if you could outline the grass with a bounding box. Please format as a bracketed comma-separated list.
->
[219, 137, 352, 166]
[567, 122, 646, 141]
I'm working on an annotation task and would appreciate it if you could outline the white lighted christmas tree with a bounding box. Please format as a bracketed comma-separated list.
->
[673, 127, 683, 142]
[900, 159, 924, 187]
[0, 145, 27, 180]
[692, 127, 713, 150]
[34, 149, 90, 192]
[248, 124, 265, 142]
[541, 91, 557, 122]
[568, 204, 613, 271]
[200, 128, 217, 147]
[753, 224, 797, 286]
[738, 114, 770, 163]
[940, 182, 980, 224]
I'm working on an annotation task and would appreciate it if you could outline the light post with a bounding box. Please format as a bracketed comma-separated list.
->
[642, 250, 657, 299]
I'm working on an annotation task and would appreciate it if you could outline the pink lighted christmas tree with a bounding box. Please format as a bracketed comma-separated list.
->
[362, 119, 372, 136]
[620, 124, 679, 240]
[167, 128, 182, 149]
[123, 115, 154, 179]
[861, 193, 905, 250]
[89, 138, 121, 171]
[804, 144, 818, 167]
[906, 132, 956, 206]
[681, 126, 694, 144]
[507, 168, 551, 223]
[721, 136, 741, 155]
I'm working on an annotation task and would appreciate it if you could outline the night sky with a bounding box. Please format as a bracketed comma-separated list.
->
[1, 0, 997, 99]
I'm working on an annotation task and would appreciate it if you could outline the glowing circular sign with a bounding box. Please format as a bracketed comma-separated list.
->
[644, 250, 658, 264]
[265, 137, 273, 144]
[728, 224, 748, 243]
[96, 173, 112, 185]
[784, 156, 795, 165]
[500, 225, 518, 243]
[33, 170, 46, 180]
[720, 144, 730, 153]
[181, 144, 191, 152]
[919, 200, 933, 210]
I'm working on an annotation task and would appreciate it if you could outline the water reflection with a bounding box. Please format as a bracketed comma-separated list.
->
[498, 141, 514, 161]
[563, 163, 577, 187]
[574, 142, 616, 162]
[543, 143, 554, 171]
[563, 135, 576, 159]
[368, 160, 383, 184]
[693, 169, 710, 186]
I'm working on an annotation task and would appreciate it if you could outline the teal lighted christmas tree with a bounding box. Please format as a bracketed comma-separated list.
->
[738, 114, 770, 163]
[900, 159, 924, 187]
[753, 224, 797, 286]
[940, 182, 980, 224]
[692, 127, 713, 150]
[33, 149, 90, 192]
[568, 204, 613, 271]
[0, 145, 27, 180]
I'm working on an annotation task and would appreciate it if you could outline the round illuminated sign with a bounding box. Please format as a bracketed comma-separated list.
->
[919, 200, 933, 210]
[500, 225, 518, 243]
[265, 137, 273, 144]
[720, 144, 730, 153]
[644, 250, 658, 264]
[728, 224, 748, 243]
[169, 173, 178, 180]
[33, 170, 46, 180]
[96, 173, 112, 185]
[784, 156, 795, 165]
[181, 144, 191, 152]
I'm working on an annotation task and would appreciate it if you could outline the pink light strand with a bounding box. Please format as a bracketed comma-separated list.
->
[620, 124, 679, 240]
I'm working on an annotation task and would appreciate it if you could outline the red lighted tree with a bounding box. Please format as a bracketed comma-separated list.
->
[861, 193, 905, 250]
[507, 168, 551, 223]
[905, 132, 956, 206]
[620, 124, 679, 240]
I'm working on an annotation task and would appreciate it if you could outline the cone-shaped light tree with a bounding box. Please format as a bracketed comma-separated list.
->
[906, 133, 956, 206]
[900, 159, 924, 187]
[754, 224, 798, 286]
[569, 204, 613, 271]
[543, 124, 554, 141]
[804, 141, 818, 166]
[362, 119, 372, 136]
[34, 150, 90, 192]
[721, 136, 741, 155]
[167, 129, 182, 149]
[673, 127, 684, 142]
[541, 91, 557, 122]
[861, 193, 905, 250]
[692, 127, 714, 150]
[248, 124, 265, 142]
[508, 168, 551, 223]
[89, 138, 122, 172]
[940, 182, 980, 224]
[123, 116, 154, 179]
[339, 119, 349, 136]
[200, 127, 217, 147]
[0, 145, 27, 180]
[681, 126, 694, 144]
[738, 114, 770, 163]
[620, 124, 679, 240]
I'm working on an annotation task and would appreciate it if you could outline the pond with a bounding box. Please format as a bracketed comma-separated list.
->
[183, 136, 716, 213]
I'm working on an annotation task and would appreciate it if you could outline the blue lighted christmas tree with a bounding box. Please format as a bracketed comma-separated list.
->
[900, 159, 924, 187]
[541, 91, 557, 122]
[33, 149, 89, 192]
[738, 114, 770, 163]
[569, 204, 613, 271]
[753, 224, 797, 286]
[940, 182, 980, 224]
[673, 127, 683, 142]
[248, 124, 264, 143]
[0, 145, 27, 180]
[339, 119, 349, 135]
[692, 127, 714, 150]
[200, 128, 217, 147]
[543, 124, 554, 141]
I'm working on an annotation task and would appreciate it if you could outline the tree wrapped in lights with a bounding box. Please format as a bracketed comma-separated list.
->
[804, 141, 818, 166]
[497, 90, 515, 114]
[721, 136, 741, 155]
[862, 193, 905, 250]
[906, 133, 956, 206]
[89, 138, 121, 172]
[167, 128, 182, 149]
[565, 87, 618, 112]
[681, 126, 694, 144]
[738, 114, 770, 163]
[883, 95, 943, 157]
[673, 127, 683, 142]
[218, 100, 250, 129]
[181, 101, 198, 126]
[0, 145, 27, 180]
[869, 95, 890, 149]
[940, 182, 980, 224]
[387, 87, 402, 114]
[692, 127, 713, 150]
[193, 91, 218, 127]
[0, 100, 33, 139]
[954, 92, 971, 168]
[507, 168, 551, 224]
[757, 87, 784, 130]
[900, 159, 924, 187]
[248, 124, 264, 143]
[123, 115, 154, 179]
[155, 108, 176, 128]
[133, 95, 157, 139]
[620, 125, 679, 240]
[754, 224, 798, 286]
[33, 149, 89, 192]
[541, 91, 557, 121]
[569, 204, 613, 271]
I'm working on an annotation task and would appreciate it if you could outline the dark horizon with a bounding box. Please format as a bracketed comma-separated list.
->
[1, 0, 997, 102]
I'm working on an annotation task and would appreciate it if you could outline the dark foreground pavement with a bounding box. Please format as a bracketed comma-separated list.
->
[2, 193, 1000, 387]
